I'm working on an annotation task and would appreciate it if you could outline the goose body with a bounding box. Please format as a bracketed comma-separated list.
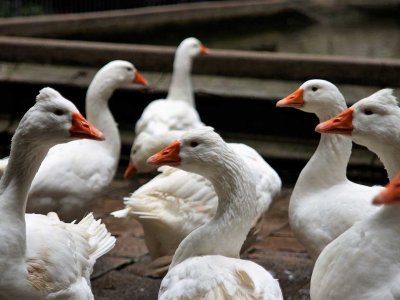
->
[316, 88, 400, 181]
[115, 165, 216, 261]
[24, 61, 147, 220]
[3, 213, 113, 300]
[0, 88, 115, 299]
[135, 100, 204, 136]
[159, 255, 283, 300]
[146, 127, 282, 300]
[310, 174, 400, 300]
[277, 80, 381, 259]
[130, 37, 207, 175]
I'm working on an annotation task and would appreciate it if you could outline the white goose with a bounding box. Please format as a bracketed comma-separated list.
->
[276, 79, 381, 259]
[114, 139, 281, 274]
[23, 60, 147, 220]
[127, 37, 208, 175]
[310, 172, 400, 300]
[316, 88, 400, 180]
[146, 127, 283, 300]
[0, 87, 115, 299]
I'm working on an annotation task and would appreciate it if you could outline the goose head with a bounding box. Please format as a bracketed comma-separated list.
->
[315, 89, 398, 146]
[124, 131, 185, 178]
[373, 172, 400, 205]
[92, 60, 148, 90]
[147, 127, 226, 178]
[124, 132, 162, 177]
[176, 37, 209, 59]
[276, 79, 345, 117]
[17, 87, 104, 148]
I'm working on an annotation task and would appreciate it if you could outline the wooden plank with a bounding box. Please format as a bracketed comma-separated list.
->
[0, 61, 385, 104]
[0, 36, 399, 86]
[0, 0, 302, 37]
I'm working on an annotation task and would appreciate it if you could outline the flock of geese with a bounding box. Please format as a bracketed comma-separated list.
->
[0, 36, 399, 299]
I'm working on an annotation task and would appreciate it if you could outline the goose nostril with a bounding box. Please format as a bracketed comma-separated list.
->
[162, 151, 169, 155]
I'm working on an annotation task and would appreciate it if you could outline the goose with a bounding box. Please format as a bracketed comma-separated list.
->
[0, 87, 115, 299]
[276, 79, 381, 259]
[310, 172, 400, 300]
[316, 88, 400, 180]
[114, 139, 281, 275]
[22, 60, 148, 220]
[128, 37, 208, 175]
[146, 127, 283, 300]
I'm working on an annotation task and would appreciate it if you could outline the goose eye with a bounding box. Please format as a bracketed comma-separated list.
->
[363, 109, 374, 115]
[126, 67, 133, 71]
[311, 87, 318, 92]
[53, 109, 65, 116]
[190, 141, 199, 148]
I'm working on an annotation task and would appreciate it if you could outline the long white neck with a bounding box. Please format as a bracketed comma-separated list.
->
[372, 204, 400, 229]
[293, 104, 352, 199]
[364, 143, 400, 181]
[166, 53, 195, 107]
[86, 78, 121, 158]
[170, 145, 257, 268]
[0, 134, 51, 268]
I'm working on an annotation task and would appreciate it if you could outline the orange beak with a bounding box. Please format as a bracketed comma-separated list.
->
[276, 88, 305, 108]
[70, 112, 105, 141]
[315, 108, 354, 135]
[373, 173, 400, 205]
[124, 160, 137, 179]
[147, 140, 181, 166]
[200, 44, 209, 55]
[134, 71, 148, 86]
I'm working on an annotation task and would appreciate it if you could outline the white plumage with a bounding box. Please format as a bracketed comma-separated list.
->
[135, 99, 204, 136]
[318, 88, 400, 180]
[311, 174, 400, 300]
[277, 79, 381, 259]
[24, 60, 147, 220]
[159, 255, 283, 300]
[0, 88, 115, 299]
[145, 127, 282, 299]
[129, 37, 207, 175]
[113, 165, 216, 261]
[113, 142, 281, 267]
[0, 156, 8, 176]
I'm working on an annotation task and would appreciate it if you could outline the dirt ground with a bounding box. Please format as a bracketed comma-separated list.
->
[90, 176, 312, 300]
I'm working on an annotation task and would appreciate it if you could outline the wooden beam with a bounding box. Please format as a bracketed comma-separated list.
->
[0, 36, 399, 86]
[0, 0, 302, 37]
